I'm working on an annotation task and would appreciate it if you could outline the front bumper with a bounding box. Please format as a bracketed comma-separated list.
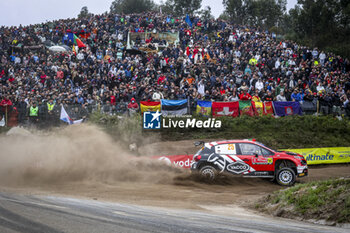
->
[297, 165, 308, 177]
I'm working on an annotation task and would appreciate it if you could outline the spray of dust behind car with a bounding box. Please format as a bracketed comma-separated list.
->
[191, 139, 308, 186]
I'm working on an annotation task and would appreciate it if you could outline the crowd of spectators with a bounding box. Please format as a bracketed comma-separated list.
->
[1, 11, 350, 126]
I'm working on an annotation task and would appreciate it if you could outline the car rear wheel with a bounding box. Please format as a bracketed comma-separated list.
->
[276, 167, 296, 186]
[199, 165, 217, 180]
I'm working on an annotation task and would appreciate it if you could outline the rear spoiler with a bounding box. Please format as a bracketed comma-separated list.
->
[194, 141, 205, 147]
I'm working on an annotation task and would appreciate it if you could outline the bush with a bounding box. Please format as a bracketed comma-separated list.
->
[89, 113, 350, 149]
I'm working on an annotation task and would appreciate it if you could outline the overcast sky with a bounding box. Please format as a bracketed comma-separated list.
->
[0, 0, 298, 27]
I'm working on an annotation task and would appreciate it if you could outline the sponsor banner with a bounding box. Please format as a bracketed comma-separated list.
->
[273, 101, 302, 116]
[212, 101, 239, 117]
[161, 99, 188, 116]
[282, 147, 350, 164]
[196, 100, 212, 117]
[154, 155, 194, 168]
[140, 101, 161, 113]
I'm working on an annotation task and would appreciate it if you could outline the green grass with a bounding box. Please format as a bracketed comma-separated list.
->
[259, 178, 350, 223]
[89, 114, 350, 149]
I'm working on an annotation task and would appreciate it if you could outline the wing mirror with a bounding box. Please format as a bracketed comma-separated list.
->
[254, 153, 259, 157]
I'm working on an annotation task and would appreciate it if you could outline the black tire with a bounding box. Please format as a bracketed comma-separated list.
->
[199, 165, 217, 180]
[276, 167, 296, 186]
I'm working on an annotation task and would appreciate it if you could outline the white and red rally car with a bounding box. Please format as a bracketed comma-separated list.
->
[191, 139, 308, 186]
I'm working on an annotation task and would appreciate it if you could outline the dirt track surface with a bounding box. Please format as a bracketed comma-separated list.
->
[1, 192, 348, 233]
[0, 125, 350, 211]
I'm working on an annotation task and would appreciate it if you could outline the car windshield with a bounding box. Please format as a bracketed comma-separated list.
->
[256, 142, 276, 153]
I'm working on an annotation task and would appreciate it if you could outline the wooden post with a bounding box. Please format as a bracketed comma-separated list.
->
[5, 105, 8, 127]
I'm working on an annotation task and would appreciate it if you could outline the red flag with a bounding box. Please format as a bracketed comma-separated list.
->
[186, 46, 190, 57]
[79, 30, 91, 39]
[212, 102, 239, 117]
[264, 101, 274, 115]
[73, 34, 86, 48]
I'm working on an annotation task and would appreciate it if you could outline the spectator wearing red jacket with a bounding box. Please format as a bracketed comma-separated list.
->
[0, 95, 13, 114]
[127, 98, 139, 111]
[239, 89, 252, 101]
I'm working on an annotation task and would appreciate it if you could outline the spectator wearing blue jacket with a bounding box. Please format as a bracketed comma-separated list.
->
[291, 89, 304, 102]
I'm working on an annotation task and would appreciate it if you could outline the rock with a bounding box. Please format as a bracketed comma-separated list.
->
[274, 209, 284, 217]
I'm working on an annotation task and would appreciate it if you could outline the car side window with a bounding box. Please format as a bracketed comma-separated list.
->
[239, 143, 260, 155]
[215, 144, 237, 155]
[260, 147, 274, 156]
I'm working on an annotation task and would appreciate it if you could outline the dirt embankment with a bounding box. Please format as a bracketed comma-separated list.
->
[256, 178, 350, 225]
[0, 125, 349, 211]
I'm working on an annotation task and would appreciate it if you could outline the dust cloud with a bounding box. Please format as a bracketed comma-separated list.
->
[0, 125, 184, 186]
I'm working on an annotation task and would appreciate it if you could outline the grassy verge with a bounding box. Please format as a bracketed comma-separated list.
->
[255, 178, 350, 224]
[89, 114, 350, 149]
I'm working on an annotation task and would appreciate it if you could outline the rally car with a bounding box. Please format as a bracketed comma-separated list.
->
[191, 139, 308, 186]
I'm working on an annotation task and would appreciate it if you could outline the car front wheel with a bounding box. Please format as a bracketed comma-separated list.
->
[199, 165, 217, 180]
[276, 167, 296, 186]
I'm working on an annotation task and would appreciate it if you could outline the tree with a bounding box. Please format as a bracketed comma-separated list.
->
[78, 6, 89, 19]
[222, 0, 245, 24]
[159, 0, 174, 15]
[218, 12, 231, 21]
[286, 0, 350, 57]
[110, 0, 155, 14]
[198, 6, 214, 20]
[223, 0, 286, 29]
[163, 0, 202, 16]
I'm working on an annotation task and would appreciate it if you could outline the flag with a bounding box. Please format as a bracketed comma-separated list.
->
[185, 14, 192, 27]
[239, 101, 254, 116]
[186, 46, 190, 57]
[64, 31, 86, 48]
[140, 101, 161, 113]
[212, 102, 239, 117]
[60, 106, 72, 124]
[252, 101, 264, 116]
[78, 30, 91, 39]
[196, 101, 212, 117]
[0, 115, 5, 127]
[161, 99, 188, 116]
[60, 106, 83, 125]
[72, 45, 77, 55]
[273, 101, 303, 117]
[73, 34, 86, 48]
[264, 101, 274, 115]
